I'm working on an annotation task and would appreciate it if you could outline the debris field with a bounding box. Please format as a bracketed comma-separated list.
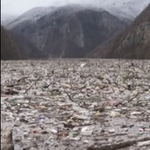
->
[1, 59, 150, 150]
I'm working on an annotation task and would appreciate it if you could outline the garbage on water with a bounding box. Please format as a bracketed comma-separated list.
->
[81, 126, 93, 136]
[131, 111, 142, 115]
[1, 60, 150, 149]
[80, 63, 86, 68]
[110, 111, 121, 117]
[137, 140, 150, 147]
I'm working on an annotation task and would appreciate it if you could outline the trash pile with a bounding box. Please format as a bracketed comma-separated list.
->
[1, 59, 150, 150]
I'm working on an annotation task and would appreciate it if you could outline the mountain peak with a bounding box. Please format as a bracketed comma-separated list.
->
[87, 4, 150, 59]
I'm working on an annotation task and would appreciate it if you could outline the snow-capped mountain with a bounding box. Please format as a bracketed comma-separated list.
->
[2, 0, 150, 59]
[6, 4, 128, 58]
[4, 0, 149, 24]
[17, 6, 57, 21]
[5, 6, 57, 28]
[100, 0, 150, 20]
[87, 3, 150, 59]
[5, 0, 150, 28]
[1, 15, 18, 26]
[73, 0, 150, 20]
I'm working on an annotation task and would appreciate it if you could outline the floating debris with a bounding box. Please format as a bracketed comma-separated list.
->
[137, 140, 150, 147]
[1, 59, 150, 150]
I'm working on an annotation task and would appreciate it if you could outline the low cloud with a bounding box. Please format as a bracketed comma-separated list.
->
[1, 0, 102, 16]
[1, 0, 150, 18]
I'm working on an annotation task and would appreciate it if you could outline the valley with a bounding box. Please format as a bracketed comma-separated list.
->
[1, 1, 150, 59]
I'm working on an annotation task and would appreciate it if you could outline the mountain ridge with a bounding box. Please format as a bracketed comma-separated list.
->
[5, 5, 128, 58]
[1, 26, 47, 60]
[87, 4, 150, 59]
[2, 1, 150, 59]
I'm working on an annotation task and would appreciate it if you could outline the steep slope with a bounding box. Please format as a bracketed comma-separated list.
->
[9, 31, 47, 59]
[100, 0, 150, 20]
[6, 6, 57, 28]
[42, 9, 127, 58]
[1, 15, 17, 26]
[88, 4, 150, 59]
[3, 0, 150, 24]
[1, 26, 47, 60]
[1, 26, 20, 60]
[7, 5, 127, 58]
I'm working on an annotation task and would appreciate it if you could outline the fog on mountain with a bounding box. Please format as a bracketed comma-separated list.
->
[1, 1, 150, 59]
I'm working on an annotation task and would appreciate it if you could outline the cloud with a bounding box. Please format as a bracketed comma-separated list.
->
[2, 0, 149, 17]
[1, 0, 102, 16]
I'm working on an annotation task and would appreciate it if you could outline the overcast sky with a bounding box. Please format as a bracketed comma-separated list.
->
[1, 0, 102, 17]
[2, 0, 149, 18]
